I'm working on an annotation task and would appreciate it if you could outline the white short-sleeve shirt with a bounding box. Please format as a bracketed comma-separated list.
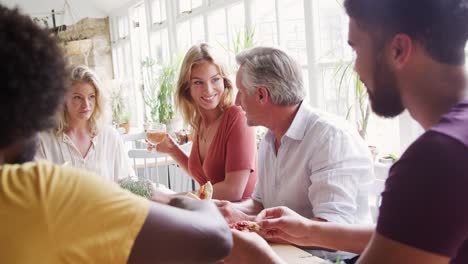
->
[252, 103, 374, 225]
[36, 125, 131, 182]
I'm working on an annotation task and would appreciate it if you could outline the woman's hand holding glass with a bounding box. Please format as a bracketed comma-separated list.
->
[145, 124, 179, 155]
[145, 123, 166, 145]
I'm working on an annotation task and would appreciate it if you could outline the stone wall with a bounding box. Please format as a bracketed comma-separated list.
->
[58, 17, 114, 81]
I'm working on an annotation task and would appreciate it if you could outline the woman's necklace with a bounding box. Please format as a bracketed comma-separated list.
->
[200, 114, 222, 143]
[200, 122, 215, 143]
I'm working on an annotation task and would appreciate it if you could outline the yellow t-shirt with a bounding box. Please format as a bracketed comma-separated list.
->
[0, 161, 150, 263]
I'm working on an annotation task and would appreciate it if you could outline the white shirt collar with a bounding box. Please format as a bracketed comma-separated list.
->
[265, 101, 310, 143]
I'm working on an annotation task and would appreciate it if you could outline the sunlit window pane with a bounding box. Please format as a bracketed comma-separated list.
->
[179, 0, 203, 14]
[150, 29, 169, 64]
[123, 42, 132, 77]
[208, 0, 222, 5]
[208, 9, 228, 50]
[177, 21, 191, 52]
[118, 16, 129, 39]
[302, 68, 310, 101]
[321, 66, 351, 117]
[191, 16, 205, 45]
[227, 3, 245, 41]
[192, 0, 203, 9]
[112, 48, 119, 77]
[226, 3, 245, 66]
[179, 1, 191, 14]
[280, 0, 307, 65]
[367, 115, 401, 156]
[316, 0, 350, 62]
[177, 16, 205, 53]
[151, 0, 166, 24]
[253, 0, 278, 45]
[117, 46, 124, 78]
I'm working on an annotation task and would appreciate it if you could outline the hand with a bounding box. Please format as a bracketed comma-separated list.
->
[256, 206, 315, 247]
[146, 133, 177, 154]
[214, 200, 253, 224]
[222, 229, 284, 264]
[150, 187, 172, 204]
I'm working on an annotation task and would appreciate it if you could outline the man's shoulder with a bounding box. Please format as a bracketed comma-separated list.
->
[1, 160, 58, 179]
[402, 130, 467, 162]
[387, 130, 468, 193]
[300, 106, 361, 140]
[431, 100, 468, 147]
[1, 160, 98, 185]
[0, 161, 88, 204]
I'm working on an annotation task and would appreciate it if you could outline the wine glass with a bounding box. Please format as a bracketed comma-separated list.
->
[145, 123, 167, 145]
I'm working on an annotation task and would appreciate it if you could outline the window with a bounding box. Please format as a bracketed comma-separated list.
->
[117, 16, 129, 39]
[108, 0, 417, 154]
[279, 0, 307, 65]
[316, 0, 350, 63]
[150, 0, 166, 24]
[208, 9, 228, 49]
[177, 15, 205, 52]
[150, 28, 170, 64]
[253, 0, 278, 46]
[178, 0, 203, 15]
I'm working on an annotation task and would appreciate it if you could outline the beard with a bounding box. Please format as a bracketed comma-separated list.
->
[368, 55, 405, 118]
[12, 135, 38, 164]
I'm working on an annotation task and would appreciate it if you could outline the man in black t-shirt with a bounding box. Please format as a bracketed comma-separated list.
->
[222, 1, 468, 264]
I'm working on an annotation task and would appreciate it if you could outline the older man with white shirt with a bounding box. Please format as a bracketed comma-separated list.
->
[216, 46, 373, 261]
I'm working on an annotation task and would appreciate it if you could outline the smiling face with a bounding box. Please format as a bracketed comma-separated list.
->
[65, 81, 96, 123]
[189, 60, 225, 112]
[348, 18, 404, 118]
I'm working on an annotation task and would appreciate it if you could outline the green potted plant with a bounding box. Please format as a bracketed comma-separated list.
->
[110, 81, 130, 133]
[334, 60, 371, 139]
[118, 178, 153, 199]
[141, 57, 181, 127]
[118, 111, 130, 134]
[219, 28, 256, 70]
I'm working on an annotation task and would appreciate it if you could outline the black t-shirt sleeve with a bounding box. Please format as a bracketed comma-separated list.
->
[376, 131, 468, 258]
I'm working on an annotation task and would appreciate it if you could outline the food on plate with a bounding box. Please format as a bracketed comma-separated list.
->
[197, 181, 213, 200]
[187, 181, 213, 200]
[229, 221, 261, 232]
[185, 192, 201, 200]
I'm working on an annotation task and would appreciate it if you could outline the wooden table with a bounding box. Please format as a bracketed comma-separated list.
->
[270, 244, 332, 264]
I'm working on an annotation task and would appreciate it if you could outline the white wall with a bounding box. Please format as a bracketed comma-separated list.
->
[1, 0, 131, 25]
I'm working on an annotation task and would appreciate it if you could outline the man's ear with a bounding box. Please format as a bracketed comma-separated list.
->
[256, 87, 269, 104]
[389, 34, 412, 70]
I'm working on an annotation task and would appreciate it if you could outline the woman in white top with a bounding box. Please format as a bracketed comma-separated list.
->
[36, 65, 130, 182]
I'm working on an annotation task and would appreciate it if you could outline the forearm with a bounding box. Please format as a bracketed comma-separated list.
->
[129, 202, 232, 263]
[212, 181, 243, 201]
[167, 146, 189, 173]
[212, 170, 250, 201]
[310, 222, 374, 254]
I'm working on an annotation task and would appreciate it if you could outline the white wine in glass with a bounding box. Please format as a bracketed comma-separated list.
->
[146, 123, 166, 144]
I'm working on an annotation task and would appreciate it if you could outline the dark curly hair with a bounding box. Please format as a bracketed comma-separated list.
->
[344, 0, 468, 65]
[0, 5, 68, 148]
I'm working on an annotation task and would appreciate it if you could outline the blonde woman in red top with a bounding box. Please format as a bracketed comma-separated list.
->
[153, 43, 257, 202]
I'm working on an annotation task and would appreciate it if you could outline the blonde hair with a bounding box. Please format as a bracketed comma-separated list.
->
[175, 43, 234, 132]
[55, 65, 106, 136]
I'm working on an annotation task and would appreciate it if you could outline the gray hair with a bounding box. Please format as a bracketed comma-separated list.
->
[235, 47, 305, 105]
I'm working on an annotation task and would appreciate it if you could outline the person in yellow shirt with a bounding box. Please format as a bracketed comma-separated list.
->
[0, 5, 232, 264]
